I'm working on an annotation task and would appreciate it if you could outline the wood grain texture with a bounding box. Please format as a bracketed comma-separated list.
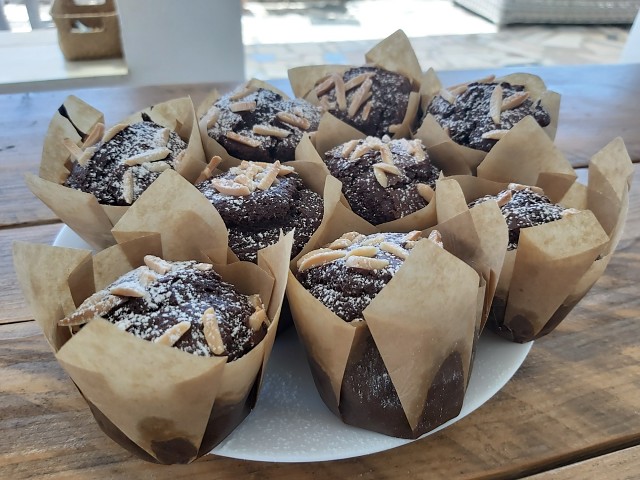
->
[0, 66, 638, 227]
[524, 445, 640, 480]
[0, 223, 61, 324]
[0, 166, 638, 479]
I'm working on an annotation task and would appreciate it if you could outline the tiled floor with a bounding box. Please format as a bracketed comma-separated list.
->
[0, 0, 633, 90]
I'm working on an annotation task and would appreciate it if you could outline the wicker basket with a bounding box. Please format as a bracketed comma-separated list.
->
[455, 0, 640, 26]
[51, 0, 122, 61]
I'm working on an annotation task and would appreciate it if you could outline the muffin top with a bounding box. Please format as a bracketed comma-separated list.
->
[426, 79, 550, 152]
[324, 136, 439, 225]
[468, 183, 574, 250]
[296, 230, 442, 322]
[64, 115, 187, 206]
[58, 256, 268, 361]
[313, 66, 413, 137]
[203, 86, 322, 163]
[197, 160, 323, 262]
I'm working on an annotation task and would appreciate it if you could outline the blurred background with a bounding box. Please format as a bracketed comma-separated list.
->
[0, 0, 637, 93]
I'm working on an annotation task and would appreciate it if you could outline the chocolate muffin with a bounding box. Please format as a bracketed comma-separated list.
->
[58, 256, 268, 362]
[313, 66, 413, 137]
[324, 136, 439, 225]
[426, 79, 551, 152]
[64, 115, 188, 206]
[197, 160, 323, 262]
[296, 230, 442, 322]
[202, 86, 322, 163]
[468, 183, 574, 250]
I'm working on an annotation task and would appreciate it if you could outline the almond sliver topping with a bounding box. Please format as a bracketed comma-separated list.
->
[373, 166, 388, 187]
[496, 190, 513, 207]
[501, 91, 530, 111]
[346, 245, 378, 258]
[143, 161, 171, 173]
[348, 78, 372, 118]
[252, 124, 291, 138]
[155, 321, 191, 347]
[62, 138, 84, 160]
[195, 155, 222, 183]
[123, 147, 171, 166]
[249, 308, 268, 331]
[276, 111, 311, 130]
[211, 178, 251, 196]
[144, 255, 172, 274]
[403, 230, 422, 242]
[481, 129, 510, 140]
[110, 281, 146, 298]
[340, 232, 366, 243]
[256, 161, 280, 190]
[297, 250, 347, 272]
[378, 144, 394, 165]
[373, 162, 401, 176]
[380, 241, 409, 260]
[58, 294, 124, 327]
[205, 107, 221, 129]
[361, 101, 373, 121]
[296, 247, 333, 269]
[388, 124, 402, 134]
[439, 88, 456, 104]
[314, 75, 335, 96]
[345, 256, 389, 271]
[447, 84, 468, 97]
[333, 73, 347, 111]
[229, 101, 257, 113]
[202, 307, 225, 355]
[77, 146, 97, 167]
[343, 72, 375, 91]
[102, 123, 128, 143]
[428, 229, 444, 248]
[122, 168, 134, 204]
[416, 183, 435, 202]
[225, 131, 261, 148]
[327, 238, 352, 249]
[489, 84, 503, 125]
[82, 122, 105, 149]
[362, 234, 385, 246]
[229, 85, 257, 101]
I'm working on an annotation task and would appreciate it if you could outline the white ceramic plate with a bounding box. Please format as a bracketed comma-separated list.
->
[54, 226, 533, 463]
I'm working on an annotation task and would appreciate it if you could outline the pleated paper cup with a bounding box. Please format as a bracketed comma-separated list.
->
[25, 95, 208, 250]
[13, 187, 293, 463]
[445, 118, 634, 342]
[286, 180, 507, 438]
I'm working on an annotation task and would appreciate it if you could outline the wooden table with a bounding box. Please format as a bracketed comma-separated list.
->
[1, 64, 639, 479]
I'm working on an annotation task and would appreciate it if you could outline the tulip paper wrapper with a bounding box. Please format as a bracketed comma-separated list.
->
[287, 29, 422, 145]
[445, 117, 634, 342]
[13, 188, 294, 464]
[415, 69, 561, 176]
[25, 95, 208, 251]
[286, 181, 508, 438]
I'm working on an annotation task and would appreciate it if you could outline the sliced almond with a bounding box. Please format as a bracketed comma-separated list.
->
[62, 138, 84, 160]
[195, 155, 222, 183]
[496, 190, 513, 207]
[428, 229, 444, 248]
[403, 230, 422, 242]
[138, 269, 158, 286]
[110, 281, 146, 298]
[346, 245, 377, 258]
[77, 146, 97, 166]
[256, 161, 280, 190]
[277, 164, 295, 176]
[501, 91, 530, 111]
[229, 84, 257, 101]
[205, 107, 221, 129]
[362, 234, 385, 246]
[416, 183, 435, 202]
[123, 147, 171, 166]
[447, 84, 468, 97]
[380, 241, 409, 260]
[252, 124, 291, 138]
[276, 111, 311, 130]
[345, 256, 389, 270]
[343, 72, 375, 91]
[229, 101, 257, 113]
[144, 255, 172, 274]
[297, 250, 347, 273]
[439, 88, 456, 104]
[489, 84, 503, 125]
[249, 308, 268, 331]
[296, 247, 333, 270]
[155, 321, 191, 347]
[58, 294, 124, 327]
[341, 139, 359, 158]
[211, 178, 251, 196]
[351, 142, 372, 160]
[155, 128, 171, 147]
[388, 124, 402, 134]
[446, 74, 496, 92]
[348, 78, 372, 118]
[327, 238, 352, 250]
[340, 232, 366, 243]
[373, 166, 388, 187]
[82, 122, 105, 148]
[248, 294, 262, 309]
[225, 131, 261, 148]
[195, 262, 213, 271]
[122, 169, 134, 205]
[361, 100, 373, 121]
[314, 75, 335, 96]
[373, 162, 401, 176]
[102, 123, 128, 143]
[333, 73, 347, 112]
[202, 308, 225, 355]
[407, 140, 426, 162]
[143, 161, 171, 173]
[481, 129, 510, 140]
[508, 183, 544, 195]
[378, 143, 394, 165]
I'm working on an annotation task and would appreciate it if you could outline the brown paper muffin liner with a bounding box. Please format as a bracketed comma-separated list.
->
[415, 69, 561, 176]
[24, 95, 208, 251]
[197, 78, 314, 168]
[13, 203, 293, 463]
[445, 118, 634, 342]
[286, 180, 507, 438]
[288, 29, 422, 143]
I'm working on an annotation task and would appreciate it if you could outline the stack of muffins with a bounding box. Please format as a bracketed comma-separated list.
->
[15, 30, 633, 463]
